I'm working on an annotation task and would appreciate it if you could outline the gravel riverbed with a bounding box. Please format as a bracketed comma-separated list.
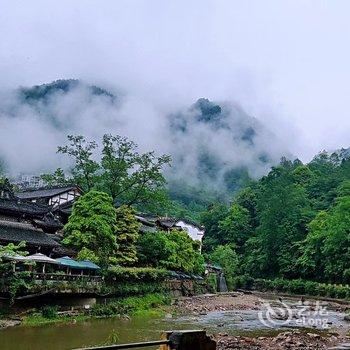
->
[174, 292, 350, 349]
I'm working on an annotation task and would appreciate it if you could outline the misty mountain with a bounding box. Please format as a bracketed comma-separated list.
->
[0, 79, 290, 203]
[167, 96, 288, 192]
[335, 147, 350, 160]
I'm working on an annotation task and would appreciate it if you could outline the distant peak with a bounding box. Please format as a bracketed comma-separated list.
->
[18, 79, 115, 102]
[193, 98, 222, 121]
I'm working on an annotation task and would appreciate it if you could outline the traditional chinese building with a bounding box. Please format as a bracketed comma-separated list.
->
[0, 180, 76, 257]
[16, 185, 83, 208]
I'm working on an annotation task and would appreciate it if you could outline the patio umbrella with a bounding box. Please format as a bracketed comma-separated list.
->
[0, 253, 29, 272]
[1, 253, 28, 262]
[24, 253, 60, 273]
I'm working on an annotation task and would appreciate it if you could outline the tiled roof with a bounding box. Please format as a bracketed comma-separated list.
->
[135, 215, 156, 227]
[0, 220, 60, 248]
[16, 185, 81, 200]
[52, 245, 76, 257]
[156, 218, 177, 229]
[0, 199, 49, 217]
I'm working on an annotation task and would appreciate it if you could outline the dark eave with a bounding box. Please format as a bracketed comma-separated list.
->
[0, 199, 49, 218]
[0, 220, 61, 248]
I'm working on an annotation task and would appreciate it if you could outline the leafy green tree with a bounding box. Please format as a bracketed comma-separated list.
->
[201, 204, 229, 253]
[209, 244, 239, 290]
[137, 231, 175, 267]
[57, 135, 100, 191]
[297, 211, 329, 280]
[137, 230, 204, 274]
[293, 165, 314, 186]
[298, 182, 350, 283]
[114, 205, 140, 266]
[307, 152, 341, 210]
[165, 230, 203, 274]
[219, 203, 252, 253]
[244, 163, 312, 278]
[100, 134, 171, 210]
[235, 186, 259, 228]
[53, 134, 171, 211]
[63, 190, 117, 267]
[319, 188, 350, 282]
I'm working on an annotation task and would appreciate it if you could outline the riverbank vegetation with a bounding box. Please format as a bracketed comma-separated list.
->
[20, 293, 170, 327]
[235, 276, 350, 300]
[202, 151, 350, 290]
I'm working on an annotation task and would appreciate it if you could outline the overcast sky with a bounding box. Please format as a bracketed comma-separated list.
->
[1, 0, 350, 161]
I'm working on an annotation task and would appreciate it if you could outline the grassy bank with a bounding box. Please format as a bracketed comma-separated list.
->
[235, 275, 350, 300]
[21, 293, 170, 327]
[22, 314, 90, 327]
[91, 293, 171, 317]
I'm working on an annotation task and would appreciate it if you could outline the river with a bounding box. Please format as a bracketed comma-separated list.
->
[0, 295, 349, 350]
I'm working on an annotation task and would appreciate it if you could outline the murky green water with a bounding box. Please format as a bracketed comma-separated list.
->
[0, 297, 347, 350]
[0, 316, 178, 350]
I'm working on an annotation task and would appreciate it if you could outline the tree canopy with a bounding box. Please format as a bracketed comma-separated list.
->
[200, 152, 350, 284]
[43, 134, 171, 212]
[63, 190, 117, 267]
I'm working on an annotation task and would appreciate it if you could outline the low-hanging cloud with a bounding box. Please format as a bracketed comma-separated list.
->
[0, 80, 290, 190]
[1, 1, 350, 179]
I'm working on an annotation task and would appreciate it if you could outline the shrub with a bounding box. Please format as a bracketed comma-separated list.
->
[246, 277, 350, 300]
[41, 306, 58, 319]
[91, 293, 170, 317]
[105, 267, 169, 282]
[101, 281, 166, 297]
[233, 275, 254, 289]
[206, 273, 217, 292]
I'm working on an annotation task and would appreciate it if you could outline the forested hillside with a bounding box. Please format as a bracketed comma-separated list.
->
[202, 150, 350, 285]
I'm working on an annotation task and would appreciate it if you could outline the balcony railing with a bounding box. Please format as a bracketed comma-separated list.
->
[29, 272, 102, 283]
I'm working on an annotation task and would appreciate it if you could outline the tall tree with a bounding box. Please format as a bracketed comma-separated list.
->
[165, 230, 203, 274]
[53, 134, 171, 211]
[244, 163, 312, 278]
[324, 193, 350, 283]
[219, 203, 252, 253]
[200, 204, 229, 253]
[63, 190, 117, 267]
[57, 135, 99, 191]
[114, 205, 140, 266]
[100, 134, 171, 209]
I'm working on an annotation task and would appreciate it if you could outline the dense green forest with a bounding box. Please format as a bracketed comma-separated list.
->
[202, 150, 350, 285]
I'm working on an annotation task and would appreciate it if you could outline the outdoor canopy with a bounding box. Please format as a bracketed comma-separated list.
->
[1, 253, 100, 270]
[55, 256, 100, 270]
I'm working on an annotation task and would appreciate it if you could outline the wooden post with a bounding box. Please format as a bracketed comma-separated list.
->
[161, 330, 216, 350]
